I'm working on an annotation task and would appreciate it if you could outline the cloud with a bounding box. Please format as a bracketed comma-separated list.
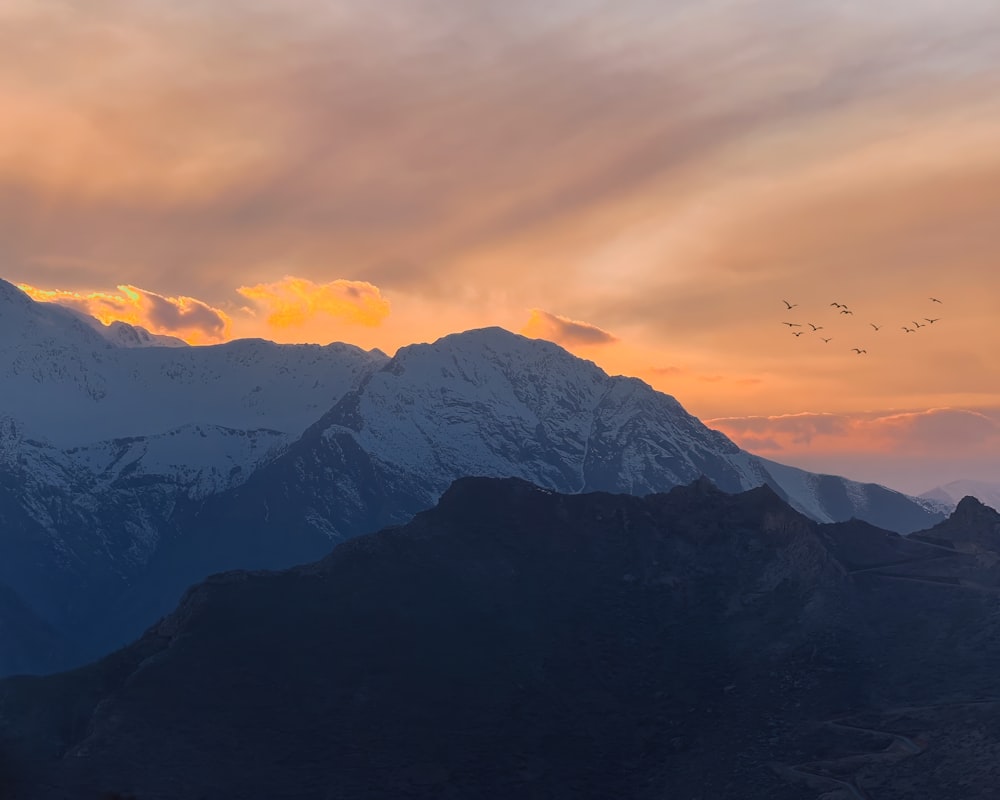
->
[18, 282, 230, 343]
[708, 408, 1000, 457]
[521, 309, 617, 347]
[5, 0, 1000, 306]
[237, 276, 390, 328]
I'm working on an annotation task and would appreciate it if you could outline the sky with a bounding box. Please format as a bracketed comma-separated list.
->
[4, 0, 1000, 494]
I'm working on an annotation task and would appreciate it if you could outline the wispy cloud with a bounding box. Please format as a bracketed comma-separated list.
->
[521, 309, 617, 347]
[709, 408, 1000, 457]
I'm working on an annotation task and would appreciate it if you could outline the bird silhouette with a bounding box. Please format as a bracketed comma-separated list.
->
[930, 297, 943, 303]
[851, 348, 867, 354]
[782, 322, 802, 327]
[840, 309, 854, 315]
[913, 320, 925, 328]
[830, 302, 844, 308]
[792, 331, 804, 337]
[808, 323, 824, 331]
[925, 317, 940, 324]
[782, 299, 798, 309]
[821, 337, 832, 343]
[902, 326, 914, 333]
[870, 323, 881, 331]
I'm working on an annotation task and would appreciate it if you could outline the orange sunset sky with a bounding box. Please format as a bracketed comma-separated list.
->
[4, 0, 1000, 493]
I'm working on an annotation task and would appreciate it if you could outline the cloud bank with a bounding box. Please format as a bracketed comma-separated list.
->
[18, 282, 230, 343]
[237, 276, 390, 328]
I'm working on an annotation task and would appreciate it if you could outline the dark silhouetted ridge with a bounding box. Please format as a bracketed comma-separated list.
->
[3, 477, 999, 799]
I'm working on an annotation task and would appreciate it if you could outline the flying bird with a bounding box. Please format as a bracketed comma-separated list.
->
[925, 317, 940, 324]
[840, 309, 854, 315]
[851, 348, 867, 354]
[913, 320, 925, 328]
[830, 302, 844, 308]
[792, 331, 804, 337]
[808, 323, 824, 331]
[821, 337, 832, 343]
[782, 299, 798, 309]
[782, 322, 802, 327]
[902, 326, 914, 333]
[870, 323, 881, 331]
[930, 297, 943, 303]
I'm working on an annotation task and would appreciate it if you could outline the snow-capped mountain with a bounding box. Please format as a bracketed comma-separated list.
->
[920, 479, 1000, 513]
[0, 282, 945, 674]
[286, 327, 943, 532]
[0, 279, 388, 446]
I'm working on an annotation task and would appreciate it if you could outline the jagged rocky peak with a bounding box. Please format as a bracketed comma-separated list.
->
[910, 493, 1000, 552]
[952, 494, 1000, 521]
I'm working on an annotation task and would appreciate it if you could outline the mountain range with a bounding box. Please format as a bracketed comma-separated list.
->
[0, 278, 945, 674]
[920, 479, 1000, 513]
[2, 477, 998, 799]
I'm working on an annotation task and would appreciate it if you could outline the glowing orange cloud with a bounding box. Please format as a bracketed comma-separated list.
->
[18, 283, 230, 344]
[237, 276, 390, 328]
[521, 309, 617, 348]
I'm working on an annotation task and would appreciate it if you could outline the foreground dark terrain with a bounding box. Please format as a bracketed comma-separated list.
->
[1, 478, 999, 799]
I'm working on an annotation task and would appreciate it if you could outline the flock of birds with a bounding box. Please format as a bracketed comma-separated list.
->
[778, 297, 943, 354]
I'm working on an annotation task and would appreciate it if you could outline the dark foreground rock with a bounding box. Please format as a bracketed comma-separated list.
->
[1, 480, 997, 799]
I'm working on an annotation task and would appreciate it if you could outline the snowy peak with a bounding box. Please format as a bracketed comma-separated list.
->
[0, 280, 110, 350]
[0, 278, 31, 306]
[323, 327, 732, 498]
[952, 494, 1000, 523]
